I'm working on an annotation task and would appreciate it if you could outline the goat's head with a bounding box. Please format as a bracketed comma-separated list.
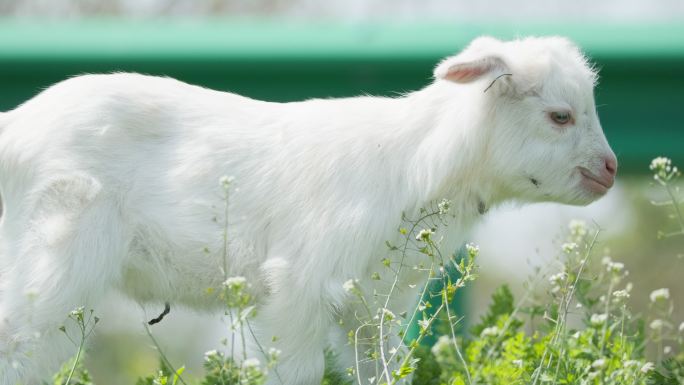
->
[435, 36, 617, 206]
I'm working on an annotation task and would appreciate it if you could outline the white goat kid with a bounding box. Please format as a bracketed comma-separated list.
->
[0, 36, 616, 384]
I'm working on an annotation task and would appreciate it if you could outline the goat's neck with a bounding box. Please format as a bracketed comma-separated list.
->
[400, 82, 502, 221]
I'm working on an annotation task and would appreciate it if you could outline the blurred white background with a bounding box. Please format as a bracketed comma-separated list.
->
[0, 0, 682, 21]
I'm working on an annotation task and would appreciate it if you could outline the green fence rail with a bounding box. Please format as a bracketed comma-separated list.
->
[1, 20, 683, 173]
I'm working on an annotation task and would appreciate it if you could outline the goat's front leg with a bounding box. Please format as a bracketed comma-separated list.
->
[249, 259, 343, 385]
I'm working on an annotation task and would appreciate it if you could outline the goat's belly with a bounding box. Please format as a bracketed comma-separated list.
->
[119, 227, 267, 310]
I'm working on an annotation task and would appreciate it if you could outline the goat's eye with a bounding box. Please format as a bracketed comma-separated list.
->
[550, 111, 572, 125]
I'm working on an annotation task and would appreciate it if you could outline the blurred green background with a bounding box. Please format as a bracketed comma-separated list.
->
[0, 1, 683, 384]
[1, 19, 683, 171]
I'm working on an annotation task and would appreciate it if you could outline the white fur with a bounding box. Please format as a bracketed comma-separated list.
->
[0, 36, 615, 384]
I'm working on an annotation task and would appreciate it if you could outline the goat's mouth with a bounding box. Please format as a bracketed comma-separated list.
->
[578, 167, 613, 195]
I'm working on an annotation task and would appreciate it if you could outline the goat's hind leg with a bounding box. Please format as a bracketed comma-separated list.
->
[0, 174, 127, 384]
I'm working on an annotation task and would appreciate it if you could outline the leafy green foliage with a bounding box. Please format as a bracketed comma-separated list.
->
[411, 345, 442, 385]
[470, 285, 515, 337]
[200, 351, 250, 385]
[424, 225, 684, 385]
[52, 358, 94, 385]
[646, 358, 684, 385]
[135, 360, 177, 385]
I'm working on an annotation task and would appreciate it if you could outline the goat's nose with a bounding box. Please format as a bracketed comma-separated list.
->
[605, 155, 618, 177]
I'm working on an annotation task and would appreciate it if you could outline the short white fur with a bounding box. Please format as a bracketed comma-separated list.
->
[0, 36, 616, 384]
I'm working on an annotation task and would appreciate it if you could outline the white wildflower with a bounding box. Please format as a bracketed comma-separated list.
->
[592, 358, 606, 369]
[664, 346, 672, 355]
[465, 243, 479, 257]
[624, 360, 640, 369]
[549, 272, 566, 293]
[268, 347, 281, 360]
[69, 306, 85, 318]
[613, 290, 630, 299]
[438, 198, 452, 215]
[640, 362, 655, 373]
[650, 319, 665, 331]
[568, 219, 587, 237]
[418, 318, 430, 330]
[243, 358, 260, 368]
[416, 228, 433, 241]
[561, 242, 578, 253]
[650, 157, 671, 171]
[650, 157, 679, 181]
[219, 175, 235, 189]
[480, 326, 499, 337]
[223, 276, 247, 290]
[431, 335, 451, 356]
[383, 308, 396, 318]
[368, 377, 376, 384]
[343, 279, 358, 293]
[590, 313, 608, 326]
[607, 261, 625, 274]
[549, 272, 566, 286]
[650, 288, 670, 303]
[204, 350, 218, 359]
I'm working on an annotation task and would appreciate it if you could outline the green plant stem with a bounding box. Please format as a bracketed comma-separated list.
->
[387, 268, 435, 366]
[431, 242, 472, 385]
[64, 311, 98, 385]
[532, 230, 600, 385]
[240, 319, 247, 361]
[222, 189, 230, 280]
[245, 320, 284, 385]
[228, 309, 236, 366]
[354, 324, 368, 385]
[64, 337, 85, 385]
[377, 211, 436, 384]
[143, 323, 188, 385]
[442, 283, 472, 385]
[389, 302, 446, 385]
[665, 183, 684, 234]
[600, 277, 615, 355]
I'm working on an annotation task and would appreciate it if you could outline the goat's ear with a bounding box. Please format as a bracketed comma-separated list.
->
[434, 36, 509, 84]
[434, 55, 508, 84]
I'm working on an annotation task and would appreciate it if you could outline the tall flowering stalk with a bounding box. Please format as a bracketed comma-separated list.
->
[199, 176, 279, 385]
[345, 200, 478, 385]
[650, 157, 683, 238]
